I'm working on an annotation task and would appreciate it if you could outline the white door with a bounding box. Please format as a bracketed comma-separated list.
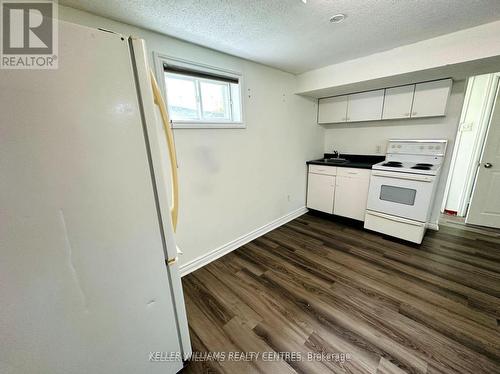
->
[467, 87, 500, 228]
[412, 79, 452, 117]
[347, 90, 384, 122]
[0, 21, 184, 374]
[334, 169, 371, 221]
[307, 173, 335, 213]
[318, 95, 348, 124]
[382, 85, 415, 120]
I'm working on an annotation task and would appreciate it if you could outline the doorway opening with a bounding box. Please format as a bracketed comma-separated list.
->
[441, 72, 500, 227]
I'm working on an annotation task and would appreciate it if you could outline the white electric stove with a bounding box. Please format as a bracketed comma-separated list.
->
[364, 139, 447, 244]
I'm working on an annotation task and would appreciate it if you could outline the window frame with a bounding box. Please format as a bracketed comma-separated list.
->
[153, 53, 245, 129]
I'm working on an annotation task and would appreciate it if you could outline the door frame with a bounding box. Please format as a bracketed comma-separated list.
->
[441, 73, 500, 217]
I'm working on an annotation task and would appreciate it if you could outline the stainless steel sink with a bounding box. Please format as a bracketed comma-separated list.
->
[322, 158, 348, 164]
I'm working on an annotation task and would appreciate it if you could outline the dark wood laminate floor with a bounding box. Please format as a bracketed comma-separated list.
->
[181, 213, 500, 374]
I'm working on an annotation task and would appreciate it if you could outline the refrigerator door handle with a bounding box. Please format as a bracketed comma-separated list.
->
[150, 70, 179, 232]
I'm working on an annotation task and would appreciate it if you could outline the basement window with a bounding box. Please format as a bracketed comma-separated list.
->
[162, 59, 243, 128]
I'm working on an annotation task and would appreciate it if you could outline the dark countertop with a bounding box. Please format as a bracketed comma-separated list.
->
[306, 153, 385, 169]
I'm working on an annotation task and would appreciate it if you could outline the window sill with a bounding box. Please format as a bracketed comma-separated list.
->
[171, 121, 246, 129]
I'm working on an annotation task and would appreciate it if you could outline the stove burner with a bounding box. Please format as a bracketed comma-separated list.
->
[415, 163, 433, 167]
[382, 161, 403, 167]
[411, 165, 431, 170]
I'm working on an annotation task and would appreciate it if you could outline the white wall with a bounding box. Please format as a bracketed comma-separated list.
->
[297, 20, 500, 97]
[58, 6, 324, 268]
[323, 80, 466, 225]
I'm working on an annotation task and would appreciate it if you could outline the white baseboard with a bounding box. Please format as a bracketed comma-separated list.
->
[179, 206, 308, 277]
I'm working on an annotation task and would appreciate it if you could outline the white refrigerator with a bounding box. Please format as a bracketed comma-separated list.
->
[0, 21, 191, 373]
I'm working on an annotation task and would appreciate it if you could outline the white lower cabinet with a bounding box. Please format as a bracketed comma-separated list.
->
[307, 166, 370, 220]
[306, 169, 336, 214]
[333, 168, 371, 221]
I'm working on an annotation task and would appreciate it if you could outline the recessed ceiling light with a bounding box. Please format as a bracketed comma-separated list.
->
[330, 14, 346, 23]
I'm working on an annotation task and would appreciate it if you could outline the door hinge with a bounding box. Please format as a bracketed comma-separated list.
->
[166, 257, 178, 266]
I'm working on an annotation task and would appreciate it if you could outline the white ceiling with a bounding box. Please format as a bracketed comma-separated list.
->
[60, 0, 500, 74]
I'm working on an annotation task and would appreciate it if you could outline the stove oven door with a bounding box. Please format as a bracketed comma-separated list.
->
[367, 170, 436, 222]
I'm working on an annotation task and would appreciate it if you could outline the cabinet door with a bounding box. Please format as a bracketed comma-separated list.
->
[411, 79, 452, 117]
[318, 95, 348, 124]
[382, 85, 415, 120]
[307, 173, 335, 213]
[347, 89, 384, 122]
[334, 172, 370, 221]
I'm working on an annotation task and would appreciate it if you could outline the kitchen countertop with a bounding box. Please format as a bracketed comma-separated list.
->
[306, 153, 385, 170]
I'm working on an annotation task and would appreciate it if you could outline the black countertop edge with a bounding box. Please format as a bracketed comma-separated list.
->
[306, 153, 386, 170]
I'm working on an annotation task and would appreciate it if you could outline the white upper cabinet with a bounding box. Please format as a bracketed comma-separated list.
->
[347, 90, 384, 122]
[318, 96, 348, 124]
[382, 85, 415, 120]
[317, 78, 452, 124]
[411, 79, 452, 118]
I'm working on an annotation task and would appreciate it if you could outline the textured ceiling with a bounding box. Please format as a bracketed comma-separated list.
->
[60, 0, 500, 74]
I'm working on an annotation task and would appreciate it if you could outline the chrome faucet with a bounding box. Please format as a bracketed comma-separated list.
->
[332, 149, 340, 158]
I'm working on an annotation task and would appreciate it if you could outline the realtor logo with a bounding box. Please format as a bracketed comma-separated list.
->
[1, 0, 58, 69]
